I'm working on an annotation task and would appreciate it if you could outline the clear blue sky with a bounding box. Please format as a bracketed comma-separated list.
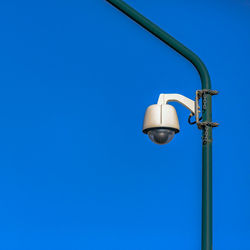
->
[0, 0, 249, 249]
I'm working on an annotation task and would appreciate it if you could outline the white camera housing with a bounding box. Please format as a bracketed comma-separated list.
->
[143, 104, 180, 133]
[143, 94, 195, 144]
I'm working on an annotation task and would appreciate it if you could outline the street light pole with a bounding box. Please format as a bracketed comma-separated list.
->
[106, 0, 215, 249]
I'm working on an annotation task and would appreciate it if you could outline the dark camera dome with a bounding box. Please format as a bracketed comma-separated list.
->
[147, 128, 175, 145]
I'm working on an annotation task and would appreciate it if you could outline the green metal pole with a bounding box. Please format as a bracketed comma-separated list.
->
[106, 0, 213, 249]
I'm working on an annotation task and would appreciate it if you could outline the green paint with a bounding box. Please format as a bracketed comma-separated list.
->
[106, 0, 213, 249]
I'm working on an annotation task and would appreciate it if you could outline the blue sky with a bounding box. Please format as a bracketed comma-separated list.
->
[0, 0, 249, 249]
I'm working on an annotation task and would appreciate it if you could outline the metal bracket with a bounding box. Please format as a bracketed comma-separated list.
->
[196, 89, 219, 111]
[200, 123, 219, 145]
[195, 89, 219, 144]
[197, 121, 219, 130]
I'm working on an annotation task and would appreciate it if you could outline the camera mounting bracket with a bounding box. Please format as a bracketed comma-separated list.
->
[157, 92, 218, 134]
[195, 90, 219, 130]
[157, 94, 196, 114]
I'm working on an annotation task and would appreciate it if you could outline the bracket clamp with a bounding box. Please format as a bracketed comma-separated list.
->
[195, 89, 219, 144]
[196, 89, 219, 98]
[197, 121, 219, 130]
[200, 123, 219, 145]
[196, 89, 219, 111]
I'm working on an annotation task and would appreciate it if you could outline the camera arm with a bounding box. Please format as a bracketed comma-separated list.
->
[157, 93, 196, 114]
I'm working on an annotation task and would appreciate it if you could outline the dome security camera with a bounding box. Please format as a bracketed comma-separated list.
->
[142, 94, 195, 145]
[142, 103, 180, 144]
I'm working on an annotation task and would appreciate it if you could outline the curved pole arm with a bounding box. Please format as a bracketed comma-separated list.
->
[157, 94, 195, 114]
[106, 0, 211, 91]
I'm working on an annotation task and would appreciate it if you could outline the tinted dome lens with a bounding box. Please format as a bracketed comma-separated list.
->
[148, 128, 175, 145]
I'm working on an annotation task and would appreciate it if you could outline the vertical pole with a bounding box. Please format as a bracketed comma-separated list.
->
[106, 1, 213, 249]
[202, 95, 213, 250]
